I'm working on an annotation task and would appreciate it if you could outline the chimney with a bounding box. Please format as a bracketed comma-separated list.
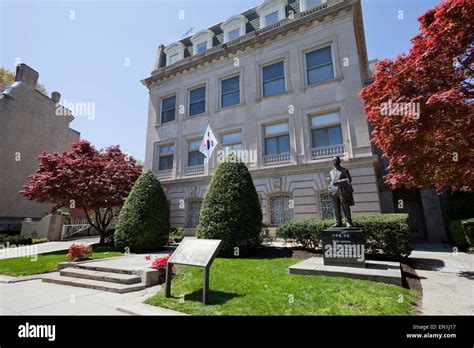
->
[51, 91, 61, 103]
[15, 64, 39, 88]
[154, 44, 165, 70]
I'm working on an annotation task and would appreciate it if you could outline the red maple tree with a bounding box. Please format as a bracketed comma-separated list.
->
[360, 0, 474, 192]
[20, 140, 142, 244]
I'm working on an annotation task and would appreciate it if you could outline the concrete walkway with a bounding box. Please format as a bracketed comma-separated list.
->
[0, 236, 100, 260]
[410, 243, 473, 315]
[0, 276, 161, 315]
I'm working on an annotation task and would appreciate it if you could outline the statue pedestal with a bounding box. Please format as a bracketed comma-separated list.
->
[322, 227, 366, 268]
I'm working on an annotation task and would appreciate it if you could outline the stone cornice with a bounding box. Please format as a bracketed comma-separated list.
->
[142, 0, 368, 89]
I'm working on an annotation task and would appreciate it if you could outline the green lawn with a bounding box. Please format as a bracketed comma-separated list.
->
[0, 246, 123, 276]
[145, 258, 419, 315]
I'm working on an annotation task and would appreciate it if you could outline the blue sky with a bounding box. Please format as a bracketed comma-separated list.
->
[0, 0, 440, 161]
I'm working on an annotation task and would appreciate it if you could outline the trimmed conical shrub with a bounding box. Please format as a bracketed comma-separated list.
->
[114, 171, 170, 252]
[197, 158, 262, 254]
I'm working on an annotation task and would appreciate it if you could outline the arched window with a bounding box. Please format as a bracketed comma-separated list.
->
[270, 194, 293, 226]
[319, 191, 334, 219]
[186, 199, 202, 227]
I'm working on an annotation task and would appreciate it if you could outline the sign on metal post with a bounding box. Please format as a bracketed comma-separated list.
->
[165, 239, 222, 305]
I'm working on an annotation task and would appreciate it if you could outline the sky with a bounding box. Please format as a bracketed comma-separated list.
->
[0, 0, 441, 161]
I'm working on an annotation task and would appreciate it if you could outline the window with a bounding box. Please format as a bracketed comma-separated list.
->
[265, 11, 279, 26]
[270, 195, 293, 226]
[221, 75, 240, 108]
[158, 145, 174, 171]
[196, 42, 207, 54]
[228, 28, 240, 41]
[221, 14, 247, 43]
[186, 199, 202, 227]
[188, 139, 205, 166]
[169, 53, 179, 65]
[310, 112, 342, 148]
[221, 131, 243, 155]
[264, 122, 290, 156]
[262, 61, 285, 97]
[161, 95, 176, 123]
[189, 86, 206, 116]
[301, 0, 326, 11]
[164, 42, 185, 66]
[306, 46, 334, 85]
[320, 191, 335, 219]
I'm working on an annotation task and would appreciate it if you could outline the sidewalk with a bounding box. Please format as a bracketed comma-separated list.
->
[0, 237, 100, 260]
[410, 243, 473, 315]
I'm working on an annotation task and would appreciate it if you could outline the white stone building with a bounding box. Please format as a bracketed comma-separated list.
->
[142, 0, 383, 234]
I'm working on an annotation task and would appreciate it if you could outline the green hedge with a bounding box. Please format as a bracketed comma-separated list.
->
[448, 218, 474, 251]
[276, 214, 412, 258]
[197, 159, 262, 255]
[114, 171, 170, 253]
[0, 234, 32, 245]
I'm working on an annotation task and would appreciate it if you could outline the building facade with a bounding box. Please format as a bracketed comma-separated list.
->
[0, 64, 80, 232]
[143, 0, 381, 233]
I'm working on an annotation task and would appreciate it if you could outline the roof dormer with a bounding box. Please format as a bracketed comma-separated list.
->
[300, 0, 327, 12]
[221, 14, 248, 43]
[256, 0, 288, 28]
[190, 29, 215, 55]
[164, 42, 185, 66]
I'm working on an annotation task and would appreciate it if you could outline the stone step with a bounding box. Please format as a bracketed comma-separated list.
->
[42, 275, 146, 293]
[60, 267, 141, 285]
[75, 264, 134, 275]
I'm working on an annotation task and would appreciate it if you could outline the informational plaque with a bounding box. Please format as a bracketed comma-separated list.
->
[165, 238, 223, 304]
[168, 239, 222, 267]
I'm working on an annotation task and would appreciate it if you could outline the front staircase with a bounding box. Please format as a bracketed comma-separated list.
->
[43, 263, 147, 293]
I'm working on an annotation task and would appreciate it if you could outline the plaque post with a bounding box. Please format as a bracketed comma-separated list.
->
[165, 262, 173, 298]
[203, 266, 210, 304]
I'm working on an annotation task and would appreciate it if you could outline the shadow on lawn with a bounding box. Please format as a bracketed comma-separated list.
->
[176, 289, 241, 305]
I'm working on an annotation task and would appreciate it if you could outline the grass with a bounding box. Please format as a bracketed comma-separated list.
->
[145, 258, 420, 315]
[0, 246, 123, 276]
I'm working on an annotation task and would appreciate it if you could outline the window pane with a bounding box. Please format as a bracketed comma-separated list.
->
[162, 96, 176, 110]
[222, 76, 239, 94]
[265, 122, 289, 135]
[222, 91, 240, 108]
[278, 135, 290, 153]
[159, 155, 173, 170]
[311, 112, 340, 127]
[306, 46, 332, 69]
[313, 128, 329, 148]
[328, 126, 342, 145]
[263, 61, 284, 82]
[188, 151, 204, 166]
[189, 86, 206, 116]
[307, 64, 334, 84]
[228, 28, 240, 41]
[265, 137, 278, 155]
[307, 0, 323, 9]
[265, 11, 279, 26]
[161, 110, 175, 123]
[169, 53, 179, 64]
[189, 139, 202, 151]
[263, 78, 285, 97]
[222, 131, 242, 144]
[190, 86, 205, 102]
[159, 145, 175, 155]
[196, 42, 207, 53]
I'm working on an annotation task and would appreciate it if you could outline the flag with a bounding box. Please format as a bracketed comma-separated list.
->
[199, 124, 218, 164]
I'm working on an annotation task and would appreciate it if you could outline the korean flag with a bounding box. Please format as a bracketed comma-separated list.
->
[199, 124, 218, 164]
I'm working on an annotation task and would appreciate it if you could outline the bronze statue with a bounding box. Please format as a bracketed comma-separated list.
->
[328, 156, 354, 227]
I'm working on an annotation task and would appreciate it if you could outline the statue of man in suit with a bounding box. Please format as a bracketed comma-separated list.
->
[328, 156, 354, 227]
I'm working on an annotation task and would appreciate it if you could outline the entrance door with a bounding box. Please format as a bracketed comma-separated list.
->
[392, 189, 427, 240]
